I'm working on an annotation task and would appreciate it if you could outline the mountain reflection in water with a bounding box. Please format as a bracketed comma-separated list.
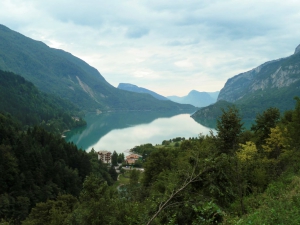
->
[65, 111, 215, 154]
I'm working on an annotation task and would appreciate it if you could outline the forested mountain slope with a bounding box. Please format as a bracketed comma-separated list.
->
[193, 44, 300, 119]
[0, 113, 115, 223]
[0, 24, 195, 111]
[0, 70, 85, 133]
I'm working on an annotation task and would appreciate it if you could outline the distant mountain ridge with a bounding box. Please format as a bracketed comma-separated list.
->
[0, 24, 195, 112]
[117, 83, 168, 100]
[192, 44, 300, 119]
[168, 90, 219, 107]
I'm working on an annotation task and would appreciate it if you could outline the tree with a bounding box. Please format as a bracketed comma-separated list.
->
[145, 151, 220, 225]
[216, 106, 243, 154]
[287, 97, 300, 150]
[108, 166, 118, 181]
[263, 126, 289, 159]
[251, 107, 280, 148]
[129, 169, 141, 186]
[70, 175, 121, 225]
[117, 153, 124, 163]
[22, 195, 77, 225]
[111, 151, 118, 166]
[142, 148, 177, 187]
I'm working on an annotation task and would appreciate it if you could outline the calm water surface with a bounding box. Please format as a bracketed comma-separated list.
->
[65, 111, 216, 154]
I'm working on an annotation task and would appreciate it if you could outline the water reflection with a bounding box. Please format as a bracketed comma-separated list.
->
[65, 111, 215, 154]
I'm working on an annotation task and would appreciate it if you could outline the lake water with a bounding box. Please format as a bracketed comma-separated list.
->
[65, 111, 216, 154]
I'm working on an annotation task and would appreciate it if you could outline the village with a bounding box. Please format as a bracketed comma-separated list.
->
[97, 150, 144, 172]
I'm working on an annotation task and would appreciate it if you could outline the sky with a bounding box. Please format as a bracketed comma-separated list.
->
[1, 0, 300, 96]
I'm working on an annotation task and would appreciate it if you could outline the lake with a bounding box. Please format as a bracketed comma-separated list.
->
[65, 111, 216, 154]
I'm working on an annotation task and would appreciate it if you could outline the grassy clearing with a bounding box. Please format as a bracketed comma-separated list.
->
[155, 141, 183, 148]
[113, 170, 144, 188]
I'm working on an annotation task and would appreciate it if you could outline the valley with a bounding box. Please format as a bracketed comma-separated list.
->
[1, 22, 300, 225]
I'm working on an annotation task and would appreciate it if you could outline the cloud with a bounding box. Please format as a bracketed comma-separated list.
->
[1, 0, 300, 96]
[125, 27, 149, 39]
[174, 59, 194, 69]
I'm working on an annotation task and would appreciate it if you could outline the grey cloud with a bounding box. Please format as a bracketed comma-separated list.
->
[125, 27, 149, 39]
[1, 0, 300, 96]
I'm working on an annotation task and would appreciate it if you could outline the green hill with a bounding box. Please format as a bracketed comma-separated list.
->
[0, 24, 195, 112]
[0, 70, 85, 132]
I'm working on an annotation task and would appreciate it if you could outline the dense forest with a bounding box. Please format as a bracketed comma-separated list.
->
[0, 113, 115, 224]
[1, 95, 300, 224]
[0, 70, 86, 133]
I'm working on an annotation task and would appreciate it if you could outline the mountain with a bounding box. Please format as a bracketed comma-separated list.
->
[192, 44, 300, 119]
[0, 70, 86, 132]
[117, 83, 168, 100]
[167, 90, 219, 107]
[208, 91, 220, 101]
[0, 24, 195, 112]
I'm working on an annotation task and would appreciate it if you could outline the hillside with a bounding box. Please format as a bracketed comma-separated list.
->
[0, 24, 195, 112]
[193, 44, 300, 119]
[3, 98, 300, 224]
[0, 70, 86, 132]
[168, 90, 219, 107]
[0, 113, 114, 223]
[117, 83, 168, 100]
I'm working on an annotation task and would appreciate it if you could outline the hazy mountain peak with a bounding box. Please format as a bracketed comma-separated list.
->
[167, 90, 219, 107]
[118, 83, 138, 88]
[189, 90, 203, 94]
[117, 83, 169, 101]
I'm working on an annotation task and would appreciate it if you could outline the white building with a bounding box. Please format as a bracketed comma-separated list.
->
[98, 151, 112, 164]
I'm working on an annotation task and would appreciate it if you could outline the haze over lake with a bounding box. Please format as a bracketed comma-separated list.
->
[65, 111, 216, 154]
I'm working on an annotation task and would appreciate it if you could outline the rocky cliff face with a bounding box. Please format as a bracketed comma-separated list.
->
[295, 44, 300, 55]
[218, 44, 300, 103]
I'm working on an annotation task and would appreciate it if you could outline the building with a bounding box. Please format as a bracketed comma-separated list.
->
[98, 151, 112, 164]
[125, 153, 142, 165]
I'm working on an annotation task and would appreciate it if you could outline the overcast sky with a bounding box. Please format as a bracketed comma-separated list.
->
[1, 0, 300, 96]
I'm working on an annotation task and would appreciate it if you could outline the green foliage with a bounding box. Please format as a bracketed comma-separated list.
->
[0, 114, 115, 223]
[231, 173, 300, 225]
[251, 107, 280, 147]
[192, 201, 224, 225]
[142, 148, 178, 187]
[22, 195, 77, 225]
[109, 166, 118, 181]
[3, 93, 300, 224]
[117, 153, 125, 164]
[0, 70, 86, 133]
[216, 106, 244, 154]
[286, 97, 300, 150]
[131, 143, 156, 161]
[70, 175, 122, 225]
[111, 151, 118, 166]
[129, 169, 141, 186]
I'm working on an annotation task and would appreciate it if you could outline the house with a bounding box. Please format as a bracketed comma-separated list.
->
[125, 153, 142, 165]
[98, 151, 112, 164]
